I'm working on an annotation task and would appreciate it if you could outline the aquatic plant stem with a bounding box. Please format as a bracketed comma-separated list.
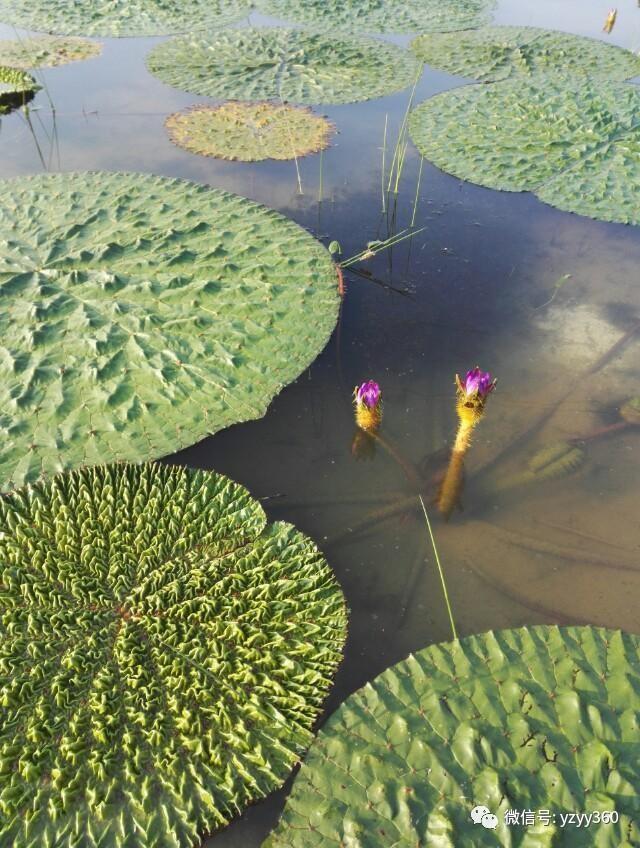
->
[437, 420, 474, 520]
[340, 226, 426, 268]
[410, 156, 424, 227]
[386, 71, 420, 195]
[381, 113, 388, 212]
[419, 495, 457, 640]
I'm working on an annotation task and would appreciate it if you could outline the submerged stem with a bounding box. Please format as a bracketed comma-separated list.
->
[419, 495, 458, 640]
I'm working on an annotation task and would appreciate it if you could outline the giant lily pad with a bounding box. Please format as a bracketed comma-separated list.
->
[266, 625, 640, 847]
[411, 26, 640, 82]
[0, 172, 340, 491]
[0, 0, 249, 37]
[408, 78, 640, 225]
[0, 461, 348, 847]
[146, 27, 421, 105]
[165, 102, 335, 161]
[0, 36, 102, 69]
[257, 0, 495, 35]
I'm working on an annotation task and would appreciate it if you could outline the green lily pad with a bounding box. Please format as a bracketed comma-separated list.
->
[166, 102, 335, 161]
[0, 36, 102, 69]
[146, 27, 421, 105]
[411, 25, 640, 82]
[0, 171, 340, 491]
[0, 0, 249, 37]
[0, 65, 38, 113]
[265, 625, 640, 847]
[0, 461, 348, 847]
[0, 64, 37, 94]
[257, 0, 495, 35]
[408, 78, 640, 225]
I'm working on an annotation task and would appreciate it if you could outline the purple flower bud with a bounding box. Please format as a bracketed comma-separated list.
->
[355, 380, 381, 409]
[462, 367, 496, 399]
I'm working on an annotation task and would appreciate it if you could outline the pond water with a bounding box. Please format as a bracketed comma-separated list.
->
[1, 1, 640, 844]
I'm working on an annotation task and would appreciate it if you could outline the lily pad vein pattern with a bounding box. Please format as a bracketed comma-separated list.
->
[0, 0, 250, 37]
[0, 461, 348, 848]
[408, 78, 640, 225]
[265, 625, 640, 847]
[165, 103, 335, 162]
[256, 0, 496, 36]
[0, 36, 102, 69]
[146, 27, 422, 105]
[411, 25, 640, 82]
[0, 172, 340, 491]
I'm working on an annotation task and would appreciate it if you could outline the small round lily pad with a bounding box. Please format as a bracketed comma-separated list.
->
[166, 102, 335, 162]
[266, 625, 640, 847]
[146, 27, 422, 105]
[411, 25, 640, 82]
[0, 35, 102, 69]
[0, 0, 250, 37]
[408, 78, 640, 225]
[257, 0, 495, 35]
[0, 65, 38, 112]
[0, 461, 348, 847]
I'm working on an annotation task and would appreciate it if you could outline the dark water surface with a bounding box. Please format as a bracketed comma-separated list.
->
[2, 2, 640, 844]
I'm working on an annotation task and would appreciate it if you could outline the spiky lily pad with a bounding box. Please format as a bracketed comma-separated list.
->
[266, 625, 640, 847]
[165, 102, 335, 162]
[0, 65, 38, 113]
[0, 0, 249, 37]
[146, 27, 421, 105]
[0, 65, 37, 94]
[0, 461, 348, 847]
[257, 0, 495, 35]
[411, 26, 640, 81]
[0, 36, 102, 69]
[408, 78, 640, 225]
[0, 171, 340, 491]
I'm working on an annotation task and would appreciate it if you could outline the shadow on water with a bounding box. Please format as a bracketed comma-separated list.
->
[1, 2, 639, 844]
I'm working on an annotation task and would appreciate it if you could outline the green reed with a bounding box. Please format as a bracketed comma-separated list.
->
[418, 495, 458, 640]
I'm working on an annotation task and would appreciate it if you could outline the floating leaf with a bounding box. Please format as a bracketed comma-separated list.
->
[257, 0, 495, 35]
[411, 25, 640, 81]
[0, 172, 340, 491]
[0, 0, 249, 37]
[0, 65, 38, 113]
[0, 461, 348, 848]
[408, 78, 640, 225]
[165, 102, 335, 162]
[266, 625, 640, 846]
[0, 35, 102, 69]
[146, 27, 421, 105]
[0, 64, 37, 94]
